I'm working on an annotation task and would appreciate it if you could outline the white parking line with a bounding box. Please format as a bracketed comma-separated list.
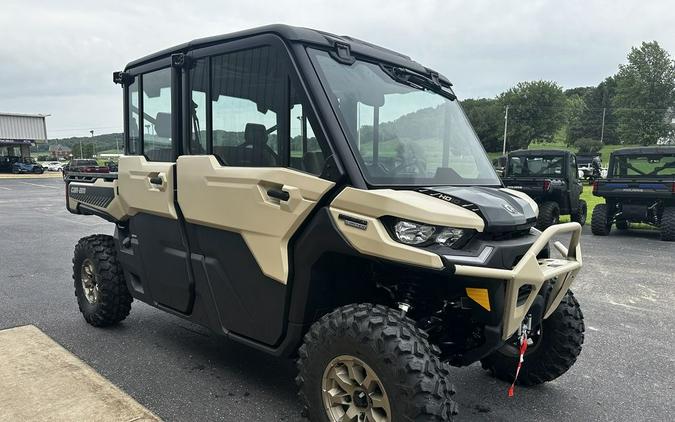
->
[0, 186, 11, 190]
[18, 181, 60, 189]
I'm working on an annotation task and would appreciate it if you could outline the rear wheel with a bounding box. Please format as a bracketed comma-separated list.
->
[481, 291, 584, 386]
[571, 200, 587, 226]
[73, 234, 132, 326]
[591, 203, 611, 236]
[297, 303, 458, 421]
[661, 207, 675, 241]
[536, 201, 560, 231]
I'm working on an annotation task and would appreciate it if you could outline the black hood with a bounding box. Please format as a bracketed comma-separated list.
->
[418, 186, 537, 232]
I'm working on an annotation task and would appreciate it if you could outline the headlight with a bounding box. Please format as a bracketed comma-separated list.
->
[391, 219, 471, 248]
[394, 221, 435, 245]
[436, 228, 466, 246]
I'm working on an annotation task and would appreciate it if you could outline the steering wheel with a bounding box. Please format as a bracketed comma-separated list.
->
[392, 156, 427, 175]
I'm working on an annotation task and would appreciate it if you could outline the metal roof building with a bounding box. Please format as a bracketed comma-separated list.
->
[0, 112, 48, 159]
[0, 112, 48, 143]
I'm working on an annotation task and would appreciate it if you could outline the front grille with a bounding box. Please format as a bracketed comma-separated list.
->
[480, 228, 531, 241]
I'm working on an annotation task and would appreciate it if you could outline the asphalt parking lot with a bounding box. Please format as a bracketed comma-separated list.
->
[1, 177, 674, 421]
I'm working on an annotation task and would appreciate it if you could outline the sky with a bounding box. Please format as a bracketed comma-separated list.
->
[1, 0, 674, 139]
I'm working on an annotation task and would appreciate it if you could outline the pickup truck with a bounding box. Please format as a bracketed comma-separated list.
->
[591, 146, 675, 240]
[62, 159, 109, 180]
[502, 149, 586, 230]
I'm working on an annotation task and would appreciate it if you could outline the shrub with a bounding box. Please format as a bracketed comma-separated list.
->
[575, 138, 603, 153]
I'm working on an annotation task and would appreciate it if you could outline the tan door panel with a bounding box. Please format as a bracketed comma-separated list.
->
[118, 155, 177, 220]
[177, 155, 335, 284]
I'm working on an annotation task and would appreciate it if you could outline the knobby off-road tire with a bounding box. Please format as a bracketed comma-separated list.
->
[73, 234, 132, 327]
[536, 201, 560, 231]
[480, 291, 584, 386]
[591, 203, 612, 236]
[571, 199, 587, 226]
[661, 207, 675, 241]
[296, 303, 458, 421]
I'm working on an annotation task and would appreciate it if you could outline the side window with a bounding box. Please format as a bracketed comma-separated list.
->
[211, 47, 282, 167]
[142, 68, 173, 161]
[570, 156, 578, 178]
[127, 77, 140, 154]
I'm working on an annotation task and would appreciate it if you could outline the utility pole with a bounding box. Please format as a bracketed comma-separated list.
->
[599, 108, 606, 144]
[502, 105, 510, 156]
[90, 130, 95, 158]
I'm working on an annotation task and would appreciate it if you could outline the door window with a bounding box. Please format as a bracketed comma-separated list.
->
[290, 104, 326, 175]
[210, 47, 283, 167]
[187, 45, 332, 176]
[142, 68, 173, 162]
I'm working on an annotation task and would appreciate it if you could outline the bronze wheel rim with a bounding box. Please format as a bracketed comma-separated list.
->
[321, 355, 391, 422]
[80, 259, 99, 304]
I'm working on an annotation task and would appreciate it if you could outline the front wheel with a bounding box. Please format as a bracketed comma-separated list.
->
[481, 291, 584, 386]
[297, 304, 458, 421]
[73, 234, 133, 327]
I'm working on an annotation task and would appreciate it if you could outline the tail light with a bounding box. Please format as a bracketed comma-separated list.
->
[671, 182, 675, 193]
[593, 180, 599, 194]
[543, 179, 551, 192]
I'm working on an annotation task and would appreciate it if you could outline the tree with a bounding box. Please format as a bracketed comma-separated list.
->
[461, 98, 504, 152]
[613, 41, 675, 145]
[563, 92, 587, 146]
[498, 81, 567, 150]
[71, 143, 94, 159]
[567, 78, 619, 145]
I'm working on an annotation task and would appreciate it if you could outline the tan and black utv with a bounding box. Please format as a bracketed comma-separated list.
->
[66, 25, 584, 421]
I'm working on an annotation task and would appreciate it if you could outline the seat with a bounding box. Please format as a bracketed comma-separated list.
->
[233, 123, 277, 166]
[302, 151, 325, 175]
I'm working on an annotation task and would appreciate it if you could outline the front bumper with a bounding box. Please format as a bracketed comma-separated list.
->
[452, 222, 582, 340]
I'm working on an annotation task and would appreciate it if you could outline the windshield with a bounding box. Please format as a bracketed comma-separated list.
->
[507, 155, 565, 177]
[610, 154, 675, 178]
[308, 49, 500, 186]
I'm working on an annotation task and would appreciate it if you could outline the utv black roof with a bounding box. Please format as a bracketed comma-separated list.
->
[610, 146, 675, 156]
[124, 24, 450, 85]
[508, 149, 573, 156]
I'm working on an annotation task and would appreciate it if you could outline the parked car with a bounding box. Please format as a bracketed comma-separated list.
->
[63, 159, 110, 180]
[44, 161, 64, 172]
[0, 156, 21, 173]
[592, 146, 675, 240]
[502, 149, 587, 230]
[12, 158, 44, 174]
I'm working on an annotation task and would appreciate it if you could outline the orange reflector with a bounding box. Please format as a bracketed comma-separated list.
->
[466, 288, 491, 311]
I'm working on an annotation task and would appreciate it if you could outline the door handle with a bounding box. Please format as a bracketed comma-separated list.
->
[267, 187, 290, 201]
[149, 175, 163, 185]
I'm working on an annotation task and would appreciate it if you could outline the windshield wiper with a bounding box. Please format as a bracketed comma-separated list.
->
[381, 65, 456, 101]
